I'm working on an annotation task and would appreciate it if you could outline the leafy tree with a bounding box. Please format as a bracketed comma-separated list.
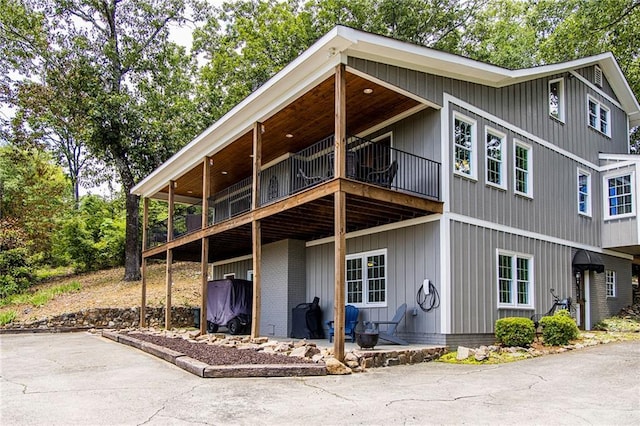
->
[0, 0, 202, 280]
[0, 144, 70, 258]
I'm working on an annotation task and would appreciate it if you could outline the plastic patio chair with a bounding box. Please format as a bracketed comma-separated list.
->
[373, 303, 408, 345]
[326, 305, 359, 343]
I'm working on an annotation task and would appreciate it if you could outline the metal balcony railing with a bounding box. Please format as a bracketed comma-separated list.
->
[208, 176, 252, 225]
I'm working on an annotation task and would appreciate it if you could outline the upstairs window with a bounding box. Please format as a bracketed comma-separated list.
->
[514, 141, 532, 197]
[485, 127, 506, 189]
[498, 251, 533, 309]
[605, 173, 634, 219]
[587, 96, 610, 137]
[453, 113, 477, 179]
[549, 78, 565, 122]
[577, 169, 591, 216]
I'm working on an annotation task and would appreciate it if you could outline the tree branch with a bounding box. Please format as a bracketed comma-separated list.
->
[593, 1, 640, 32]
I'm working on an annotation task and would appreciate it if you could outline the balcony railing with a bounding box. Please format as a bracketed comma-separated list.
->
[208, 176, 252, 225]
[146, 134, 440, 249]
[173, 202, 203, 239]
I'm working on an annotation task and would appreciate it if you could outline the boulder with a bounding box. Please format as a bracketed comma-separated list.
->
[325, 358, 352, 375]
[456, 346, 471, 360]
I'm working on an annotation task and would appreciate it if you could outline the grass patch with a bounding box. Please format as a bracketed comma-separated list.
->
[34, 266, 75, 282]
[438, 351, 523, 365]
[0, 281, 82, 308]
[0, 310, 17, 325]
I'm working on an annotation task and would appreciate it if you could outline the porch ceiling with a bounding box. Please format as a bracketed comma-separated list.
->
[148, 190, 439, 263]
[159, 71, 422, 200]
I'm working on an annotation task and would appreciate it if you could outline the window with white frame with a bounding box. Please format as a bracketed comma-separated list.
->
[453, 113, 476, 178]
[514, 141, 532, 196]
[498, 251, 533, 308]
[223, 273, 236, 279]
[346, 249, 387, 307]
[587, 96, 610, 136]
[605, 172, 635, 219]
[549, 78, 565, 121]
[577, 169, 591, 216]
[486, 128, 506, 188]
[606, 270, 616, 297]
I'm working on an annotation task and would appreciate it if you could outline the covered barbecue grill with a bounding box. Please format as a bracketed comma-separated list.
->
[206, 278, 252, 335]
[291, 297, 324, 339]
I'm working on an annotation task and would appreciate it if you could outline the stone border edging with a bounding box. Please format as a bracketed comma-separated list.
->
[0, 327, 94, 334]
[102, 330, 327, 378]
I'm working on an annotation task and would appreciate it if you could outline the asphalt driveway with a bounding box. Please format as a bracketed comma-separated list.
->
[1, 332, 639, 425]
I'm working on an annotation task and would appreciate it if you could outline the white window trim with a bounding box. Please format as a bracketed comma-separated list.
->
[587, 95, 611, 137]
[223, 273, 236, 279]
[247, 270, 254, 281]
[485, 126, 507, 190]
[453, 111, 477, 180]
[346, 248, 388, 308]
[496, 249, 534, 310]
[603, 170, 636, 221]
[548, 78, 565, 122]
[513, 139, 533, 198]
[577, 168, 592, 217]
[605, 270, 616, 298]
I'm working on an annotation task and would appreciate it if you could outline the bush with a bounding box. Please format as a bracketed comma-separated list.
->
[0, 248, 33, 299]
[495, 317, 535, 347]
[540, 310, 579, 346]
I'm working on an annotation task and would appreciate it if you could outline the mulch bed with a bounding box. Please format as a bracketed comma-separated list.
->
[128, 333, 315, 366]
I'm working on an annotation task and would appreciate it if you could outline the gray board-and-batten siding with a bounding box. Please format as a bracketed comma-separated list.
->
[348, 57, 630, 165]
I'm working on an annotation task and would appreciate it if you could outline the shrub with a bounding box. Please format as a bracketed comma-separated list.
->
[0, 248, 33, 299]
[540, 311, 579, 346]
[495, 317, 535, 347]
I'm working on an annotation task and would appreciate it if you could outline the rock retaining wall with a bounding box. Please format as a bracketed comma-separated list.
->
[3, 307, 197, 330]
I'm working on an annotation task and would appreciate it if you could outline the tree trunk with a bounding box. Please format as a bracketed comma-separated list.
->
[124, 187, 141, 281]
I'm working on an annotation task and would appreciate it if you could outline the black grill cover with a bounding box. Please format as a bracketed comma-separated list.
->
[291, 297, 324, 339]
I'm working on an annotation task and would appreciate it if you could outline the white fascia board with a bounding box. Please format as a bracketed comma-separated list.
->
[132, 28, 352, 198]
[599, 153, 640, 163]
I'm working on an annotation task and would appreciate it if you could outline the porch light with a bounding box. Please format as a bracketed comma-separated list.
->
[363, 88, 373, 94]
[187, 190, 193, 194]
[221, 171, 228, 175]
[286, 133, 293, 138]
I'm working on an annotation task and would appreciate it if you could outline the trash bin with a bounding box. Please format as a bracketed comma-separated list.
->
[193, 307, 201, 329]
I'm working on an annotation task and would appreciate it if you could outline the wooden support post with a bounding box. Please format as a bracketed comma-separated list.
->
[142, 197, 149, 251]
[165, 248, 173, 330]
[167, 180, 175, 242]
[334, 63, 346, 179]
[202, 157, 211, 229]
[333, 191, 346, 361]
[140, 257, 147, 327]
[252, 122, 262, 210]
[140, 197, 149, 328]
[251, 122, 263, 338]
[333, 63, 347, 361]
[251, 220, 262, 338]
[200, 157, 211, 334]
[200, 237, 209, 334]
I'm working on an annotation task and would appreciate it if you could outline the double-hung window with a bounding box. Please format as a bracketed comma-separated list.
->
[605, 270, 616, 298]
[514, 141, 532, 197]
[549, 78, 565, 122]
[604, 172, 635, 219]
[498, 251, 533, 309]
[577, 169, 591, 216]
[587, 96, 610, 137]
[485, 127, 506, 189]
[346, 249, 387, 308]
[453, 113, 477, 179]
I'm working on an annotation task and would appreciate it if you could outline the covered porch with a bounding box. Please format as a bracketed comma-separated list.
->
[137, 64, 443, 361]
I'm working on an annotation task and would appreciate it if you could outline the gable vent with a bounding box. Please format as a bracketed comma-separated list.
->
[594, 65, 603, 87]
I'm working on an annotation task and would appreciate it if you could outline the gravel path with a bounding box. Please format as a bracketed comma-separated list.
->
[129, 333, 315, 365]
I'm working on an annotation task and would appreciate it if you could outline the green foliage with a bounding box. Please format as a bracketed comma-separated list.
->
[594, 317, 640, 332]
[540, 310, 580, 346]
[495, 317, 535, 347]
[0, 247, 33, 298]
[0, 281, 81, 308]
[0, 310, 17, 325]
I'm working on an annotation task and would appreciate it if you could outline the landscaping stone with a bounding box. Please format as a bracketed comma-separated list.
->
[325, 357, 352, 375]
[456, 346, 471, 360]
